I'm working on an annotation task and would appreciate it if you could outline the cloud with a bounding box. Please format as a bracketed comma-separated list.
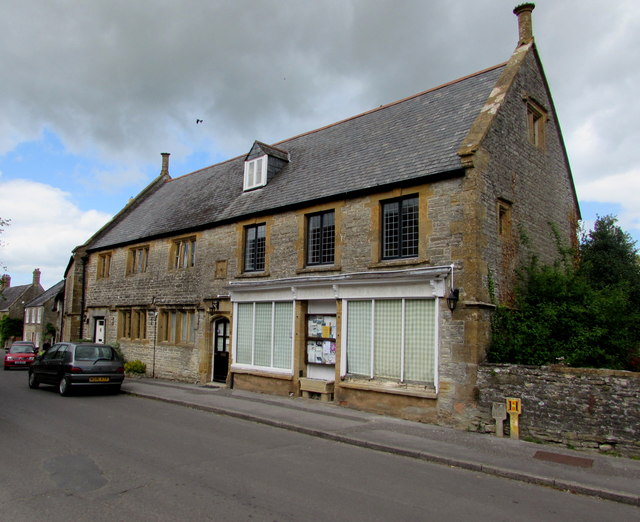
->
[0, 0, 638, 247]
[0, 179, 112, 288]
[576, 168, 640, 237]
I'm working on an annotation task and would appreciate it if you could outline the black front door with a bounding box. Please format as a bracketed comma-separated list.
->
[212, 318, 229, 382]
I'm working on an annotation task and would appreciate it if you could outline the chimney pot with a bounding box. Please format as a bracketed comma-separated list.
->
[513, 3, 535, 45]
[1, 274, 10, 289]
[33, 268, 41, 286]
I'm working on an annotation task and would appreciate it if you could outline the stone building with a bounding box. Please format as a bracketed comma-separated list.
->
[22, 280, 65, 349]
[62, 4, 580, 427]
[0, 270, 45, 347]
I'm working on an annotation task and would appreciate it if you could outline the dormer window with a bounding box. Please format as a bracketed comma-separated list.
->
[243, 155, 267, 191]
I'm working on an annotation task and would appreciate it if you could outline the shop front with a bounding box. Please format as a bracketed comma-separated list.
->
[228, 266, 451, 415]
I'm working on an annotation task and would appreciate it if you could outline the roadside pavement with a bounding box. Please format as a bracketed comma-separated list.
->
[121, 377, 640, 507]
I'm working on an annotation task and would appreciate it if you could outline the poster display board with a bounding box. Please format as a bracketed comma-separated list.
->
[306, 314, 336, 365]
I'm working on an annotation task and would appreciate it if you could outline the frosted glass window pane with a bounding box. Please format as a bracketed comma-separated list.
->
[347, 301, 371, 376]
[254, 303, 272, 367]
[404, 300, 435, 383]
[236, 304, 253, 364]
[374, 300, 402, 379]
[273, 302, 293, 369]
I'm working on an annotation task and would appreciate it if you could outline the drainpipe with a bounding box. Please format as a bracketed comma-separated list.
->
[80, 255, 88, 341]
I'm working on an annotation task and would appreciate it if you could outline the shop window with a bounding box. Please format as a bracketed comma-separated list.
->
[345, 298, 436, 384]
[306, 210, 335, 266]
[234, 302, 293, 371]
[381, 195, 419, 260]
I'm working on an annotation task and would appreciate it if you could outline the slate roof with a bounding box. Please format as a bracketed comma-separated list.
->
[89, 64, 505, 251]
[24, 280, 64, 308]
[0, 285, 31, 312]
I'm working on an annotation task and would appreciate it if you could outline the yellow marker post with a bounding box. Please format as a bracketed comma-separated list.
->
[506, 398, 521, 440]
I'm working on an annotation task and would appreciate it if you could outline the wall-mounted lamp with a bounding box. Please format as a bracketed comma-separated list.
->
[206, 299, 220, 314]
[447, 288, 460, 312]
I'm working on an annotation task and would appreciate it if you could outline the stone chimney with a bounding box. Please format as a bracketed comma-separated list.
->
[33, 268, 41, 287]
[513, 3, 535, 46]
[161, 152, 170, 176]
[0, 274, 10, 289]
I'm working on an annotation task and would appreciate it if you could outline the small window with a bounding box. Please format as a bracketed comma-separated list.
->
[306, 210, 335, 266]
[172, 238, 196, 269]
[128, 246, 149, 274]
[244, 224, 266, 272]
[526, 99, 547, 148]
[243, 155, 267, 191]
[97, 253, 112, 279]
[381, 195, 419, 260]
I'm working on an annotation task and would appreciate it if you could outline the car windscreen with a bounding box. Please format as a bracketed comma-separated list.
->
[74, 346, 115, 361]
[10, 345, 35, 353]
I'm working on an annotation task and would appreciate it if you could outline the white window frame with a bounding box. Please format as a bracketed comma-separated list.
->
[243, 155, 267, 191]
[231, 301, 294, 374]
[342, 297, 438, 386]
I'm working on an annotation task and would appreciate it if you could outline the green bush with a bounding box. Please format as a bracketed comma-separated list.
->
[124, 360, 147, 375]
[488, 217, 640, 371]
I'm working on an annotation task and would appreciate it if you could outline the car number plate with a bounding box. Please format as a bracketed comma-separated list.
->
[15, 361, 26, 364]
[89, 377, 110, 383]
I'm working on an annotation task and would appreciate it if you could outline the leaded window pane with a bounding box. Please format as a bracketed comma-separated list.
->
[245, 224, 266, 272]
[307, 211, 335, 265]
[382, 196, 419, 259]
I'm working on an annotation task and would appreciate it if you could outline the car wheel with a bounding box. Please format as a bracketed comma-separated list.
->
[28, 371, 39, 389]
[59, 376, 71, 396]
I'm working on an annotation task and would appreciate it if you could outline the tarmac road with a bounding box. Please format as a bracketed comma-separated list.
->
[1, 369, 638, 521]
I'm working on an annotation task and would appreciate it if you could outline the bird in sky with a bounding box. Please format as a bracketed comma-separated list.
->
[196, 119, 203, 124]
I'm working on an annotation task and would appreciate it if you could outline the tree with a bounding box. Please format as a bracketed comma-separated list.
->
[488, 216, 640, 371]
[0, 316, 23, 348]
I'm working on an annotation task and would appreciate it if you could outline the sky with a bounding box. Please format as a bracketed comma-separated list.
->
[1, 0, 638, 290]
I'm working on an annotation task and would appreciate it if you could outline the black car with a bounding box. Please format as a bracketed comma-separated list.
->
[28, 342, 125, 396]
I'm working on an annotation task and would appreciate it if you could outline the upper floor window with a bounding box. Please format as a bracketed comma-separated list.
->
[243, 155, 267, 191]
[526, 98, 547, 149]
[127, 246, 149, 275]
[307, 210, 335, 266]
[244, 223, 266, 272]
[172, 238, 196, 269]
[381, 195, 419, 260]
[97, 253, 112, 279]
